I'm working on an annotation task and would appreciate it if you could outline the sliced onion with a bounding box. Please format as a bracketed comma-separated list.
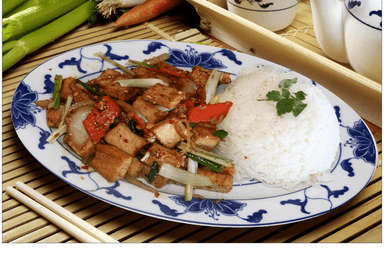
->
[205, 68, 221, 104]
[174, 120, 193, 141]
[68, 99, 95, 113]
[116, 78, 168, 88]
[66, 105, 94, 149]
[154, 105, 174, 112]
[159, 163, 213, 186]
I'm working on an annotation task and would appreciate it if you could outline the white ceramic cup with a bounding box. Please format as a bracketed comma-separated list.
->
[226, 0, 299, 31]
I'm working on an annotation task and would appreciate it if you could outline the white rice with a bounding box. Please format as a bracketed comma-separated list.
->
[213, 65, 340, 189]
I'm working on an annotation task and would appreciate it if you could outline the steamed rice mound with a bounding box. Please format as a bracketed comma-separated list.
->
[213, 65, 340, 189]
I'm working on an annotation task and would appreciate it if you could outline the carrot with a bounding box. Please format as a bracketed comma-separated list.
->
[115, 0, 184, 27]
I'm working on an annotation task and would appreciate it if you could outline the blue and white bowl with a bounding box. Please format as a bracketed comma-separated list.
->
[226, 0, 299, 31]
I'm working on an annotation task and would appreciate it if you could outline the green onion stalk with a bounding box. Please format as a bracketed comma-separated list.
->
[2, 1, 98, 72]
[4, 0, 55, 17]
[2, 0, 27, 16]
[2, 0, 88, 42]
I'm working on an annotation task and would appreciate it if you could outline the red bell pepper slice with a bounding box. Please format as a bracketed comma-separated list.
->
[83, 96, 121, 142]
[186, 101, 233, 124]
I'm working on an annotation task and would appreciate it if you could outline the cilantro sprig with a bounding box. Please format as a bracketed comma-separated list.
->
[258, 78, 307, 117]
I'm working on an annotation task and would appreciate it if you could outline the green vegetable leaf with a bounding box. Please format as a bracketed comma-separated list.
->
[292, 102, 307, 117]
[266, 90, 281, 101]
[282, 88, 290, 99]
[294, 91, 307, 101]
[278, 78, 297, 89]
[276, 98, 294, 116]
[213, 129, 229, 139]
[258, 78, 307, 117]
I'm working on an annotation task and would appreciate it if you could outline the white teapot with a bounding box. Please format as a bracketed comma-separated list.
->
[310, 0, 382, 83]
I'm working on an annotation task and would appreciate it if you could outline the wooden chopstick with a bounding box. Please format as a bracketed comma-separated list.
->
[5, 186, 100, 243]
[6, 182, 119, 243]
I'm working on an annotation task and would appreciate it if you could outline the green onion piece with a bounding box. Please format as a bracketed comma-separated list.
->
[2, 40, 18, 53]
[46, 124, 67, 144]
[146, 161, 160, 183]
[212, 129, 228, 139]
[52, 75, 62, 109]
[116, 78, 169, 88]
[158, 163, 213, 186]
[2, 0, 27, 16]
[128, 59, 157, 68]
[2, 0, 88, 42]
[57, 95, 73, 129]
[185, 159, 198, 201]
[94, 52, 136, 76]
[4, 0, 48, 17]
[76, 79, 105, 96]
[178, 142, 232, 167]
[186, 152, 222, 173]
[2, 1, 98, 72]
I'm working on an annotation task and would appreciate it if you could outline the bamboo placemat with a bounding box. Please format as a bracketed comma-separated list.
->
[2, 1, 382, 243]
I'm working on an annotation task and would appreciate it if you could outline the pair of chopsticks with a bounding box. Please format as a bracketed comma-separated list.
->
[5, 181, 119, 243]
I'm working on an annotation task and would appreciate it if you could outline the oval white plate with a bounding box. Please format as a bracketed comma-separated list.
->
[12, 40, 378, 227]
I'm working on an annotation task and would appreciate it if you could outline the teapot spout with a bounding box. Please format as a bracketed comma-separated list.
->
[310, 0, 349, 63]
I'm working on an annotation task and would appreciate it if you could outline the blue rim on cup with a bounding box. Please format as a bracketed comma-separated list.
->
[227, 0, 299, 31]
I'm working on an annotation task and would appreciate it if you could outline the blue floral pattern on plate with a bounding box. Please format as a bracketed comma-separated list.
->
[11, 40, 377, 227]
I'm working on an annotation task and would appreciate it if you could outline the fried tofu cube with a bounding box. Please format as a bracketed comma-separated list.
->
[142, 143, 186, 168]
[192, 125, 221, 151]
[128, 159, 170, 189]
[61, 77, 95, 103]
[46, 105, 64, 128]
[151, 116, 183, 148]
[88, 69, 140, 101]
[132, 96, 169, 123]
[104, 122, 148, 156]
[196, 167, 233, 193]
[221, 164, 236, 176]
[151, 175, 170, 189]
[89, 144, 133, 183]
[142, 83, 186, 109]
[125, 157, 146, 178]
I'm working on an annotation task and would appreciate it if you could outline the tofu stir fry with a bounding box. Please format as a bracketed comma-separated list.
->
[37, 53, 235, 201]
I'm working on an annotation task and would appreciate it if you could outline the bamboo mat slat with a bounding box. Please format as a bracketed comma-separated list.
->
[2, 0, 382, 243]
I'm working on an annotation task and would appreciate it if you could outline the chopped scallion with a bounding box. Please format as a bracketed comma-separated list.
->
[52, 75, 63, 109]
[158, 163, 213, 186]
[76, 79, 105, 96]
[128, 59, 157, 68]
[186, 152, 222, 173]
[146, 161, 160, 183]
[185, 159, 198, 201]
[212, 129, 228, 139]
[178, 142, 232, 167]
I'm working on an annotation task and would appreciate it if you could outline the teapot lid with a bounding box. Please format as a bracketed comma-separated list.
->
[345, 0, 382, 30]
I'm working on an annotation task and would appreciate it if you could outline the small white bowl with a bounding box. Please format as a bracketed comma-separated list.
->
[226, 0, 299, 31]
